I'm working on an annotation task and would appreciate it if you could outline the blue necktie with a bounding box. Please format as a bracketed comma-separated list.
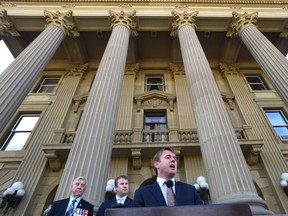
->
[65, 199, 76, 216]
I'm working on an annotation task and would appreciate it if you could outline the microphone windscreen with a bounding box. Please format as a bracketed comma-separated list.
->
[166, 180, 174, 188]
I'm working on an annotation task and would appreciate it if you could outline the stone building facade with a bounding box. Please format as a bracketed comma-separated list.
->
[0, 0, 288, 215]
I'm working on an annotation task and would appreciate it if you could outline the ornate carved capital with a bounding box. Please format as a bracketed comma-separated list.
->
[227, 12, 258, 38]
[0, 9, 20, 39]
[246, 144, 263, 165]
[43, 150, 61, 171]
[109, 10, 138, 37]
[219, 63, 240, 76]
[125, 63, 140, 76]
[65, 63, 89, 79]
[169, 63, 185, 77]
[170, 11, 198, 37]
[44, 10, 79, 38]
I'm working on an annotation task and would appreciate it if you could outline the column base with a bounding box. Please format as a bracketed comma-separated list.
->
[214, 193, 273, 215]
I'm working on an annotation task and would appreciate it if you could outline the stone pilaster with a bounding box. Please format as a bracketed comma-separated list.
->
[0, 10, 79, 133]
[11, 64, 88, 216]
[54, 10, 137, 207]
[169, 63, 196, 129]
[228, 12, 288, 107]
[171, 10, 272, 215]
[0, 9, 20, 40]
[220, 63, 288, 213]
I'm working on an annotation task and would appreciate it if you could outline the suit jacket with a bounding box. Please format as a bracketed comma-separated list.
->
[96, 196, 133, 216]
[132, 181, 203, 207]
[48, 197, 94, 216]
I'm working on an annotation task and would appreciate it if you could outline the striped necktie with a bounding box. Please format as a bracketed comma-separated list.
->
[65, 199, 77, 216]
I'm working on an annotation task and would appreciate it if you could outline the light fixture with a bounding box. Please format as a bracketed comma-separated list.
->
[0, 181, 25, 215]
[193, 176, 211, 204]
[105, 179, 115, 201]
[280, 172, 288, 196]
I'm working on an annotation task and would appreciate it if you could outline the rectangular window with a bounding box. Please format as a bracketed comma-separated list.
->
[35, 77, 60, 93]
[145, 75, 164, 91]
[144, 111, 168, 142]
[245, 75, 269, 90]
[265, 110, 288, 141]
[1, 114, 40, 151]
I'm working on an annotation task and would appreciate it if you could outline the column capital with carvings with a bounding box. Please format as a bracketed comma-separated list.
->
[0, 9, 20, 40]
[65, 63, 89, 79]
[169, 62, 185, 76]
[170, 11, 198, 37]
[125, 63, 140, 76]
[227, 12, 258, 38]
[219, 63, 240, 76]
[280, 23, 288, 38]
[109, 10, 138, 37]
[44, 10, 79, 38]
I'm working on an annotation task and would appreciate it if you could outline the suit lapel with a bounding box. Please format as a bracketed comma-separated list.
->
[175, 181, 182, 205]
[150, 182, 166, 206]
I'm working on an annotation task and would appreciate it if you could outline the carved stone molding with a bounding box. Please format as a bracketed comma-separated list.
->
[0, 9, 20, 40]
[44, 10, 80, 38]
[246, 144, 263, 165]
[109, 10, 138, 37]
[73, 94, 88, 113]
[171, 10, 198, 37]
[43, 150, 61, 171]
[169, 63, 185, 77]
[131, 148, 142, 169]
[227, 12, 258, 38]
[125, 63, 140, 76]
[221, 91, 235, 110]
[134, 91, 176, 112]
[219, 63, 240, 76]
[65, 63, 89, 79]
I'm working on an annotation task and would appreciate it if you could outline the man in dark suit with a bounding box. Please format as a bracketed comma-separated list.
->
[48, 176, 94, 216]
[96, 175, 133, 216]
[132, 147, 203, 207]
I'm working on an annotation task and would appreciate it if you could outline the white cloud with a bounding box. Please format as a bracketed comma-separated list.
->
[0, 40, 15, 75]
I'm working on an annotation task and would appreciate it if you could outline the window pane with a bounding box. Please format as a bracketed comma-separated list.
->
[42, 78, 59, 85]
[15, 116, 40, 131]
[274, 127, 288, 136]
[145, 116, 166, 123]
[147, 77, 163, 84]
[4, 133, 30, 151]
[246, 76, 262, 83]
[250, 84, 266, 90]
[38, 86, 55, 93]
[265, 112, 286, 125]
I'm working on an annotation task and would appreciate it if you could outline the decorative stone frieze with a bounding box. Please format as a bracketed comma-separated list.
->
[169, 63, 185, 77]
[44, 10, 79, 37]
[0, 9, 20, 40]
[64, 63, 89, 79]
[226, 11, 258, 38]
[109, 10, 138, 37]
[170, 10, 198, 37]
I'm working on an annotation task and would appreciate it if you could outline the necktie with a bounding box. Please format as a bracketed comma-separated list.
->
[165, 183, 175, 206]
[117, 198, 124, 204]
[65, 199, 77, 216]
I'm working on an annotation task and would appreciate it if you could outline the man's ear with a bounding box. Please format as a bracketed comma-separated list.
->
[154, 161, 159, 169]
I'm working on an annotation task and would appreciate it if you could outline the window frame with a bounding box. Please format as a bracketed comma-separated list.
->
[264, 109, 288, 142]
[34, 76, 61, 93]
[145, 75, 165, 91]
[245, 75, 269, 91]
[1, 113, 40, 151]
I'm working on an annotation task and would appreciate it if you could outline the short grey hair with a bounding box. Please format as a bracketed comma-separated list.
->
[72, 176, 87, 188]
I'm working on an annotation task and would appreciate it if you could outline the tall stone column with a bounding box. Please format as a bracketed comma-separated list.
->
[0, 9, 20, 40]
[54, 10, 137, 207]
[171, 11, 272, 215]
[0, 10, 79, 133]
[11, 64, 88, 216]
[228, 12, 288, 107]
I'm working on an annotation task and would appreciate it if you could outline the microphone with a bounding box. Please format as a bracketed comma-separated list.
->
[166, 180, 176, 205]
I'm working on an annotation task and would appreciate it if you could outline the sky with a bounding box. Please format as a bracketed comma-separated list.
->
[0, 40, 15, 75]
[0, 40, 288, 75]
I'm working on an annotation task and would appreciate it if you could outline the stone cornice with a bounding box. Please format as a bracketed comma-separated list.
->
[1, 0, 288, 5]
